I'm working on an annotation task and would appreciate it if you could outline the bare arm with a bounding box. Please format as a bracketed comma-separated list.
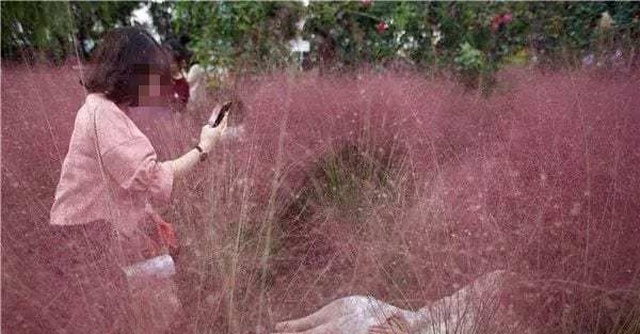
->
[169, 147, 204, 179]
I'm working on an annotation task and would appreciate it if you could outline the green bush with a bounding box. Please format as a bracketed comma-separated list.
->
[172, 1, 304, 73]
[2, 2, 638, 84]
[1, 1, 141, 61]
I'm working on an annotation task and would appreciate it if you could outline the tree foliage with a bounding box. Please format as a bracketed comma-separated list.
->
[1, 1, 140, 62]
[2, 1, 638, 82]
[303, 2, 638, 75]
[171, 1, 304, 73]
[70, 1, 141, 58]
[1, 1, 72, 60]
[168, 1, 638, 79]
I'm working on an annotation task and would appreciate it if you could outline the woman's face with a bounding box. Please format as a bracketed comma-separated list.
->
[137, 72, 171, 107]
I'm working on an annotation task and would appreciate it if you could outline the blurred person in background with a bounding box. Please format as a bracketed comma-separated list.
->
[163, 37, 192, 112]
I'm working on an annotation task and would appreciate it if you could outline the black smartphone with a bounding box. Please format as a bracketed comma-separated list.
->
[209, 101, 232, 127]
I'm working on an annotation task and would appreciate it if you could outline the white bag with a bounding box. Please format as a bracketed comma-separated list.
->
[123, 255, 183, 333]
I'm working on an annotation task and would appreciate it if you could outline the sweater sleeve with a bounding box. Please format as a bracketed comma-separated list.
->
[101, 137, 174, 206]
[94, 102, 174, 207]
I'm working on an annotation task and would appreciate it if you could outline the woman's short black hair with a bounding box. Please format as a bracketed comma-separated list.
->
[84, 27, 171, 106]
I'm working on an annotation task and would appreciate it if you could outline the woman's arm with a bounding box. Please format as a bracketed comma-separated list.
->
[169, 116, 228, 179]
[168, 147, 203, 179]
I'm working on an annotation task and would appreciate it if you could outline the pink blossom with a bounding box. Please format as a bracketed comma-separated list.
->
[502, 12, 513, 24]
[376, 21, 388, 34]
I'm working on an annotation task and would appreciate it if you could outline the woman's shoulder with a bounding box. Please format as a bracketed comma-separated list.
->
[80, 93, 148, 149]
[82, 93, 126, 118]
[82, 94, 136, 128]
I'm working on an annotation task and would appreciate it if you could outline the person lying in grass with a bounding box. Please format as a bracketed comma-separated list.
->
[272, 270, 511, 334]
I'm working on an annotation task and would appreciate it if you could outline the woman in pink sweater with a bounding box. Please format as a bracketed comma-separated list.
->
[49, 27, 226, 333]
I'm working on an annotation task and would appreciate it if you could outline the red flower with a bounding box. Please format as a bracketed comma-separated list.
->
[491, 15, 501, 32]
[491, 12, 512, 32]
[376, 20, 388, 34]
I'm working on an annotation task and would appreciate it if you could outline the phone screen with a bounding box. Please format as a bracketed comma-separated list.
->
[210, 101, 232, 127]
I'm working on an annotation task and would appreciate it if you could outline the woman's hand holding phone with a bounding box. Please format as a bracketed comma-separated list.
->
[198, 103, 229, 153]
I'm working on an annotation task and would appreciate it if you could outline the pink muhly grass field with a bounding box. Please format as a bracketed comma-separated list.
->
[2, 63, 639, 333]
